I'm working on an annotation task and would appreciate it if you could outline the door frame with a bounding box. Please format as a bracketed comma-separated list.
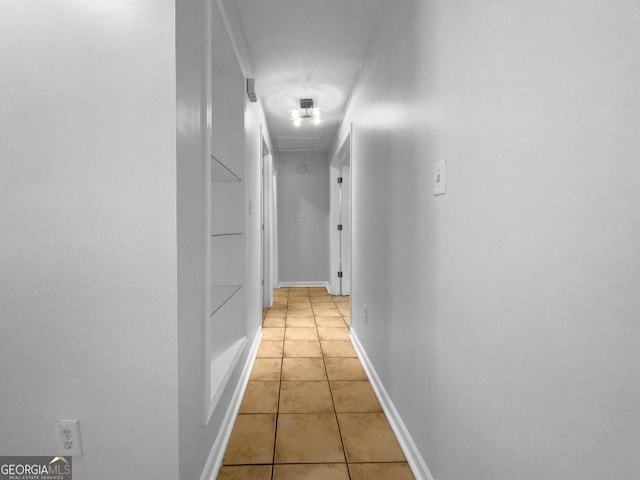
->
[329, 125, 352, 295]
[260, 128, 275, 308]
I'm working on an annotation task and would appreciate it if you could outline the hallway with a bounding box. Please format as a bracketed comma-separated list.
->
[217, 288, 415, 480]
[3, 2, 640, 479]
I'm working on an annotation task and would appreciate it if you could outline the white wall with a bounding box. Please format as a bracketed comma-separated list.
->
[335, 0, 640, 478]
[177, 2, 277, 477]
[206, 0, 277, 336]
[277, 152, 330, 285]
[175, 1, 214, 478]
[0, 2, 179, 479]
[213, 0, 276, 367]
[0, 3, 274, 479]
[177, 1, 273, 477]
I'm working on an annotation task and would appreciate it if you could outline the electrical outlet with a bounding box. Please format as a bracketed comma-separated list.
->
[55, 420, 82, 457]
[362, 304, 368, 324]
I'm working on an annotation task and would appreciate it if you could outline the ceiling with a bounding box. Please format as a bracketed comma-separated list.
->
[229, 0, 382, 153]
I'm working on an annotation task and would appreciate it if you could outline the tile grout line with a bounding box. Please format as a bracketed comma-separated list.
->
[312, 291, 353, 480]
[270, 290, 288, 480]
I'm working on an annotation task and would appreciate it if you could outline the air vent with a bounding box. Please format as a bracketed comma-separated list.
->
[276, 137, 320, 151]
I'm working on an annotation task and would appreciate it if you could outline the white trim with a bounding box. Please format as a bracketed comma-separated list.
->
[215, 0, 253, 77]
[277, 281, 331, 292]
[205, 336, 247, 423]
[202, 0, 214, 426]
[350, 330, 435, 480]
[261, 150, 275, 310]
[199, 330, 263, 480]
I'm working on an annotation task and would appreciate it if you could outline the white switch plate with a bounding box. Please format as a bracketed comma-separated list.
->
[299, 214, 306, 222]
[433, 161, 446, 195]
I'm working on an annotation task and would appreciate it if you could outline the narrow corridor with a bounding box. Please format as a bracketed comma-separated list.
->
[217, 287, 415, 480]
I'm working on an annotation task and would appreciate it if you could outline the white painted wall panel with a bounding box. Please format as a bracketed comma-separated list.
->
[336, 0, 640, 478]
[0, 2, 179, 478]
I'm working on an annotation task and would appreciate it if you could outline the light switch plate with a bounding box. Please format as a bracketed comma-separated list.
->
[433, 161, 446, 195]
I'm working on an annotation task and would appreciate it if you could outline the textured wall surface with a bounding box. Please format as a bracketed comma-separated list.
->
[334, 0, 640, 478]
[1, 2, 179, 478]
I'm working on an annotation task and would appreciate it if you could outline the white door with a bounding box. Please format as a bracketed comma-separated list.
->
[330, 128, 352, 296]
[339, 163, 351, 295]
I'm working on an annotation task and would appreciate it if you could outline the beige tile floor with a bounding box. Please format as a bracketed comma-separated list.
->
[217, 287, 415, 480]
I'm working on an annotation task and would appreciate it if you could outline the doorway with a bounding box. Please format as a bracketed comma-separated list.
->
[260, 128, 277, 309]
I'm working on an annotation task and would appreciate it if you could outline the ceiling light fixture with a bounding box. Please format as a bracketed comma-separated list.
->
[290, 98, 323, 127]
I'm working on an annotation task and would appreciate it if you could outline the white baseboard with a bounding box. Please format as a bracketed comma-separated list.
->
[350, 330, 435, 480]
[277, 281, 331, 292]
[200, 329, 263, 480]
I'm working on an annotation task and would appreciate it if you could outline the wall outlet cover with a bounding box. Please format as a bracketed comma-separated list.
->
[55, 419, 83, 457]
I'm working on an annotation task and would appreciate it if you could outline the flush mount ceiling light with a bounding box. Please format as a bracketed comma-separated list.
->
[290, 98, 323, 127]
